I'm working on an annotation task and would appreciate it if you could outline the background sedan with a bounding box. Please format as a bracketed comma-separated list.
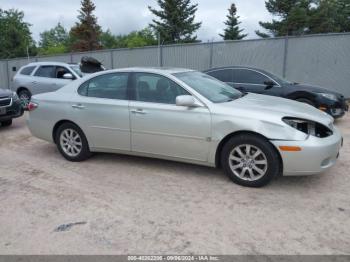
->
[204, 66, 348, 119]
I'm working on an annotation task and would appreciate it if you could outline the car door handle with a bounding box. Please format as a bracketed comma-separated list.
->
[131, 109, 147, 115]
[31, 81, 37, 84]
[72, 104, 85, 109]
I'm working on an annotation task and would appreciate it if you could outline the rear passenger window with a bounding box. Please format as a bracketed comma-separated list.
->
[20, 66, 36, 76]
[78, 73, 128, 100]
[34, 66, 56, 78]
[207, 69, 233, 83]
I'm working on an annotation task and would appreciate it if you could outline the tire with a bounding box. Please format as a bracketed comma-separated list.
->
[1, 119, 12, 127]
[55, 122, 92, 162]
[295, 98, 315, 107]
[18, 89, 32, 108]
[221, 134, 281, 187]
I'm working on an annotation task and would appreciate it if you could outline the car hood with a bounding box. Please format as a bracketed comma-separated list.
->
[0, 88, 13, 98]
[217, 93, 334, 126]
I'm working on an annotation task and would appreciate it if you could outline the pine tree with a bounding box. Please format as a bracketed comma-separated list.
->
[220, 3, 247, 40]
[338, 0, 350, 32]
[149, 0, 202, 44]
[69, 0, 101, 52]
[255, 0, 313, 37]
[310, 0, 350, 34]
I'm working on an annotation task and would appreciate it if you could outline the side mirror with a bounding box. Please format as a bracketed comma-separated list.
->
[264, 80, 275, 89]
[176, 95, 201, 107]
[63, 73, 74, 80]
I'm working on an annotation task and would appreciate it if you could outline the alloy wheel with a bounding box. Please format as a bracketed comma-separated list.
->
[229, 144, 268, 181]
[59, 129, 83, 157]
[19, 93, 30, 108]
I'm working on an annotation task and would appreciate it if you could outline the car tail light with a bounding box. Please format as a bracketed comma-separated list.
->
[27, 102, 38, 111]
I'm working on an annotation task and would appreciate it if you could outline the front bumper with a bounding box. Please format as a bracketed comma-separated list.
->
[320, 97, 348, 119]
[271, 127, 343, 176]
[0, 99, 24, 121]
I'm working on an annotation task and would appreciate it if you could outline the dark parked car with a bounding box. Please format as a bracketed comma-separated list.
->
[0, 88, 23, 127]
[204, 66, 348, 118]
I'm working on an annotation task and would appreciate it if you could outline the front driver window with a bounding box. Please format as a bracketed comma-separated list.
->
[56, 66, 72, 79]
[133, 73, 190, 104]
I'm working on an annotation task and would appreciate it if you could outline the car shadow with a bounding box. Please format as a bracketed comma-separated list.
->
[80, 151, 326, 189]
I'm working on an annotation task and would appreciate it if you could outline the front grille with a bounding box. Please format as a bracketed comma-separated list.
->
[0, 98, 11, 107]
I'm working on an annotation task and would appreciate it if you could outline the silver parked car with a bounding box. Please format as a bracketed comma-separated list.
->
[13, 62, 83, 107]
[27, 68, 343, 187]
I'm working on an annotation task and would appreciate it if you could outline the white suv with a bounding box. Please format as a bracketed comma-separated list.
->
[13, 62, 83, 107]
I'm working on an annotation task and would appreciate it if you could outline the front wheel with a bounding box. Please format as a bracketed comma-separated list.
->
[55, 123, 91, 162]
[221, 134, 281, 187]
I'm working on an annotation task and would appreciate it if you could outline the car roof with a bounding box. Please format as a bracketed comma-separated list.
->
[25, 62, 78, 67]
[109, 67, 195, 75]
[204, 66, 264, 72]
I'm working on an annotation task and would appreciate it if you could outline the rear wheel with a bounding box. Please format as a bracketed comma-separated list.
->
[295, 98, 315, 107]
[18, 89, 32, 108]
[1, 120, 12, 127]
[55, 123, 91, 162]
[221, 134, 281, 187]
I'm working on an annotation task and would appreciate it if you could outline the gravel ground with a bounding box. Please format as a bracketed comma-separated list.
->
[0, 113, 349, 255]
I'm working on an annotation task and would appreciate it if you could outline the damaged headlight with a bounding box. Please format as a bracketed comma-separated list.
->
[12, 92, 19, 101]
[283, 117, 333, 138]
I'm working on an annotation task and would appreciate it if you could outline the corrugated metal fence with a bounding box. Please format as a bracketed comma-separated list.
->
[1, 33, 349, 97]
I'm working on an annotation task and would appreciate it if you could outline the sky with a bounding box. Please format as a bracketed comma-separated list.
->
[0, 0, 273, 42]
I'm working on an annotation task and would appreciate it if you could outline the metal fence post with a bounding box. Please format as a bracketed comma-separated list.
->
[209, 41, 214, 69]
[6, 60, 10, 90]
[111, 50, 114, 69]
[282, 36, 289, 78]
[159, 45, 163, 67]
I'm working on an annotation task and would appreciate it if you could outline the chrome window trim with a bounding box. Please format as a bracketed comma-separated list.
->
[0, 97, 13, 108]
[206, 68, 281, 87]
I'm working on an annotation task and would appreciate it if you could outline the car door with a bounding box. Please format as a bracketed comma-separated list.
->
[31, 65, 58, 94]
[54, 66, 75, 88]
[73, 72, 131, 151]
[232, 69, 283, 96]
[129, 72, 211, 162]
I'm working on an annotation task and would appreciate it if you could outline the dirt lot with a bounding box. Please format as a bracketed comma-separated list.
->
[0, 113, 349, 255]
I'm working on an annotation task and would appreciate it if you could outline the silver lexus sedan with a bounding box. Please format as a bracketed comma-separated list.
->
[27, 68, 343, 187]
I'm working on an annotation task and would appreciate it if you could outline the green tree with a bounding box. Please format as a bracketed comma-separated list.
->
[38, 23, 69, 55]
[69, 0, 102, 52]
[220, 3, 247, 40]
[0, 9, 36, 59]
[309, 0, 350, 33]
[337, 0, 350, 32]
[101, 27, 158, 49]
[126, 27, 158, 48]
[256, 0, 313, 37]
[100, 29, 119, 49]
[149, 0, 202, 44]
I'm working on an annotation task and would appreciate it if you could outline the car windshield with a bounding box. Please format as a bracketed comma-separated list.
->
[174, 71, 242, 103]
[70, 65, 83, 78]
